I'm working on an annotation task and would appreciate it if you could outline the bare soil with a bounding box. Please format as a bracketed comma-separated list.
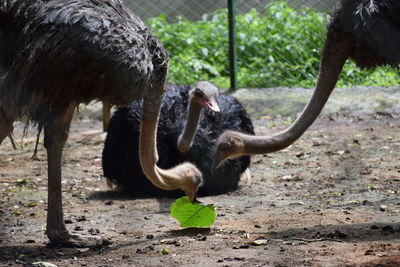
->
[1, 98, 400, 266]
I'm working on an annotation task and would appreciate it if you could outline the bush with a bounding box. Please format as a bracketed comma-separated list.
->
[148, 1, 399, 89]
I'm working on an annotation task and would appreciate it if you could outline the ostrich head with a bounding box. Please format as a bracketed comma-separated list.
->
[214, 130, 245, 169]
[189, 81, 220, 112]
[177, 81, 220, 153]
[172, 162, 203, 202]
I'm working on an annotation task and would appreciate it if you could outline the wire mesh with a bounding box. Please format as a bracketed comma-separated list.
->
[125, 0, 332, 21]
[125, 0, 399, 89]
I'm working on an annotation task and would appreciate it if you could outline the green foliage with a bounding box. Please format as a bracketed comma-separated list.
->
[170, 196, 216, 228]
[148, 1, 399, 88]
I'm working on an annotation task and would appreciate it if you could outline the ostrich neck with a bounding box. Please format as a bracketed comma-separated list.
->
[177, 99, 203, 153]
[139, 83, 186, 190]
[243, 39, 350, 155]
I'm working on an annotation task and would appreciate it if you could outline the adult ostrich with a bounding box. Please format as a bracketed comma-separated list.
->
[215, 0, 400, 168]
[0, 0, 202, 247]
[103, 82, 254, 197]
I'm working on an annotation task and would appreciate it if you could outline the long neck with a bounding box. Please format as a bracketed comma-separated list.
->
[177, 99, 203, 153]
[243, 37, 351, 154]
[138, 75, 186, 191]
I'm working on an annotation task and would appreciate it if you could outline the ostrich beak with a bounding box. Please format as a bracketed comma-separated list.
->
[184, 185, 197, 203]
[212, 154, 225, 172]
[205, 98, 220, 113]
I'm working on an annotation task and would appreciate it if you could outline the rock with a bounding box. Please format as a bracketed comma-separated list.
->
[136, 245, 154, 254]
[160, 239, 177, 245]
[251, 239, 269, 246]
[365, 250, 375, 256]
[382, 225, 394, 232]
[196, 235, 207, 241]
[88, 228, 100, 235]
[76, 216, 87, 222]
[362, 200, 371, 205]
[32, 262, 58, 267]
[77, 248, 90, 253]
[146, 234, 154, 239]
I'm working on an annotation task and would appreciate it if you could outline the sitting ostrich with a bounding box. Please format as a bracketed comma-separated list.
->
[103, 82, 254, 197]
[0, 0, 202, 247]
[215, 0, 400, 167]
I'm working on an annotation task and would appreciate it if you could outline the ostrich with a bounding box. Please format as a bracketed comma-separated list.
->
[0, 0, 202, 247]
[214, 0, 400, 168]
[103, 82, 254, 197]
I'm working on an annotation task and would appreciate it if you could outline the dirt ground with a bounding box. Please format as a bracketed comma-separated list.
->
[1, 92, 400, 266]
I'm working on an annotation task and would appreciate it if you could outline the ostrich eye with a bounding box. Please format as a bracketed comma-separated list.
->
[220, 142, 232, 152]
[194, 88, 205, 98]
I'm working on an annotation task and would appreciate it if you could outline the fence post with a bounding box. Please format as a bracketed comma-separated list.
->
[227, 0, 237, 92]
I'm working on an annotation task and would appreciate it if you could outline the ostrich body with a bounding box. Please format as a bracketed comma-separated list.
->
[103, 82, 254, 197]
[215, 0, 400, 167]
[0, 0, 202, 247]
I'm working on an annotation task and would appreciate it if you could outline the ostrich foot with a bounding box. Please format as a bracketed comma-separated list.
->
[106, 178, 120, 191]
[48, 229, 111, 248]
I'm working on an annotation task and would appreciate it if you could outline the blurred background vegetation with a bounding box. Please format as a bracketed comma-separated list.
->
[125, 1, 399, 89]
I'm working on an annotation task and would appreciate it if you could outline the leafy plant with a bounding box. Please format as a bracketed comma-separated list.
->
[148, 1, 399, 89]
[170, 196, 216, 227]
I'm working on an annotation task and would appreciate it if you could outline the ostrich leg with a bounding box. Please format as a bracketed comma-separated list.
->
[102, 101, 111, 132]
[0, 105, 16, 145]
[44, 103, 108, 247]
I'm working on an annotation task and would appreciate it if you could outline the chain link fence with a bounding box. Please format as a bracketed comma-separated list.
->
[124, 0, 397, 90]
[125, 0, 332, 21]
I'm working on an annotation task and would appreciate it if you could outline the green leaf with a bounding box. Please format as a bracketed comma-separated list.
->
[170, 197, 216, 228]
[13, 210, 21, 216]
[161, 248, 170, 255]
[27, 201, 38, 207]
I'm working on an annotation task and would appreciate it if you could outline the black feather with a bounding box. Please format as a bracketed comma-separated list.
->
[329, 0, 400, 68]
[0, 0, 167, 123]
[102, 84, 255, 197]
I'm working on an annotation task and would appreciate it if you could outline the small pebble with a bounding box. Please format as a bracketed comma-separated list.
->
[382, 225, 394, 232]
[88, 228, 100, 235]
[77, 216, 87, 222]
[365, 250, 375, 256]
